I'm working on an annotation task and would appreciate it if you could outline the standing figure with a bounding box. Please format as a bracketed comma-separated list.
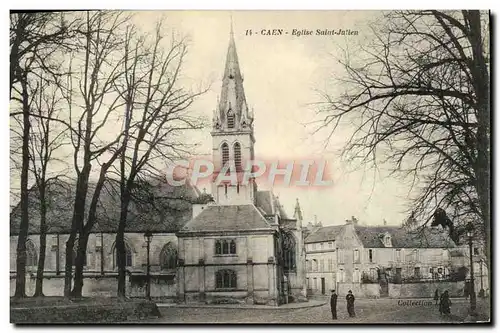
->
[434, 289, 440, 305]
[346, 290, 356, 317]
[439, 290, 452, 315]
[330, 290, 338, 320]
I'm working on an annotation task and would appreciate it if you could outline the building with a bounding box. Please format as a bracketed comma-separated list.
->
[451, 244, 490, 296]
[10, 177, 202, 297]
[304, 217, 470, 297]
[10, 25, 307, 305]
[175, 26, 306, 306]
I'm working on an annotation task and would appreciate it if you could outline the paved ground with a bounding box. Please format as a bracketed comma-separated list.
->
[152, 297, 491, 324]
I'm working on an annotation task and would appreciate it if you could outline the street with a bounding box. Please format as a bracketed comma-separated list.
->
[153, 298, 490, 324]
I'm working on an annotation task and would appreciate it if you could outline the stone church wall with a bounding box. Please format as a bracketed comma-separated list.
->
[10, 274, 178, 298]
[178, 234, 280, 305]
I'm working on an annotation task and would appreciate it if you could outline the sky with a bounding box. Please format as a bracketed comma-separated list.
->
[128, 10, 414, 227]
[9, 10, 417, 227]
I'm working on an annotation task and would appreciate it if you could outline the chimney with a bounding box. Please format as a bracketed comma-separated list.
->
[352, 216, 358, 224]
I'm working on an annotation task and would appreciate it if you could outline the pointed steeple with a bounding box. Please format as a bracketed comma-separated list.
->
[294, 198, 303, 229]
[216, 19, 253, 132]
[294, 198, 303, 221]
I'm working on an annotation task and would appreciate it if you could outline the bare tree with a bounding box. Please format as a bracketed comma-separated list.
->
[26, 74, 68, 296]
[315, 10, 489, 263]
[63, 11, 130, 297]
[10, 11, 72, 298]
[113, 22, 206, 297]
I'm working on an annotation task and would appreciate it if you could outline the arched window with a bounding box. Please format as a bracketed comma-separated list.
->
[26, 240, 37, 267]
[215, 241, 222, 255]
[233, 142, 242, 171]
[227, 109, 235, 129]
[160, 242, 178, 270]
[113, 241, 133, 268]
[221, 143, 229, 167]
[216, 269, 237, 289]
[282, 232, 296, 272]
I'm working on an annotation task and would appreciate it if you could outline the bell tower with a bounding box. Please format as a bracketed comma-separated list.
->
[211, 22, 256, 205]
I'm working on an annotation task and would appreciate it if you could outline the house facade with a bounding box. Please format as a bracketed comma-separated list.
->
[305, 218, 469, 297]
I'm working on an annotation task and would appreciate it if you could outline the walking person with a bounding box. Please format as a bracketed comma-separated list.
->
[439, 290, 452, 316]
[346, 290, 356, 317]
[330, 290, 338, 320]
[434, 289, 440, 305]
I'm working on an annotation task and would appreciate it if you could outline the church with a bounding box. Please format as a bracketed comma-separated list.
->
[176, 26, 307, 305]
[9, 25, 307, 305]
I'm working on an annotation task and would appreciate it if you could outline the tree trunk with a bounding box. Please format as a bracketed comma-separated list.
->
[71, 160, 117, 297]
[64, 234, 76, 296]
[71, 235, 89, 297]
[116, 191, 131, 298]
[13, 76, 31, 298]
[34, 189, 47, 296]
[466, 10, 490, 279]
[64, 170, 90, 296]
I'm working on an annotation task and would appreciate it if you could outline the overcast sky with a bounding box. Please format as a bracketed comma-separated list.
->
[128, 10, 415, 227]
[10, 10, 418, 227]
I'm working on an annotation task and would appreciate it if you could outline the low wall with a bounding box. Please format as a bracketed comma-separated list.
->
[10, 274, 177, 298]
[326, 281, 466, 299]
[388, 281, 465, 298]
[337, 283, 380, 298]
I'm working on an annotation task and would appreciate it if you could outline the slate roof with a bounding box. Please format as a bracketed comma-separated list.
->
[255, 191, 273, 215]
[254, 190, 290, 220]
[178, 204, 273, 233]
[10, 177, 198, 235]
[281, 219, 298, 229]
[305, 225, 344, 243]
[354, 225, 456, 248]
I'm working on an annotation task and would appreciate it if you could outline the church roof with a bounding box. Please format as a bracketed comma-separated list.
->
[255, 190, 273, 215]
[178, 204, 274, 233]
[10, 177, 198, 235]
[254, 190, 291, 219]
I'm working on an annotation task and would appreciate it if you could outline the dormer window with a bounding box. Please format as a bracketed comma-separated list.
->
[383, 233, 392, 247]
[227, 109, 235, 128]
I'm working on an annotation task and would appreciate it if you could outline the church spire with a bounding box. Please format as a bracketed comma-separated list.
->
[215, 19, 253, 131]
[294, 198, 303, 221]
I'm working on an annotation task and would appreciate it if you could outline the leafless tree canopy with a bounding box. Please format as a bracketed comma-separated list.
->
[315, 11, 490, 256]
[10, 10, 207, 298]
